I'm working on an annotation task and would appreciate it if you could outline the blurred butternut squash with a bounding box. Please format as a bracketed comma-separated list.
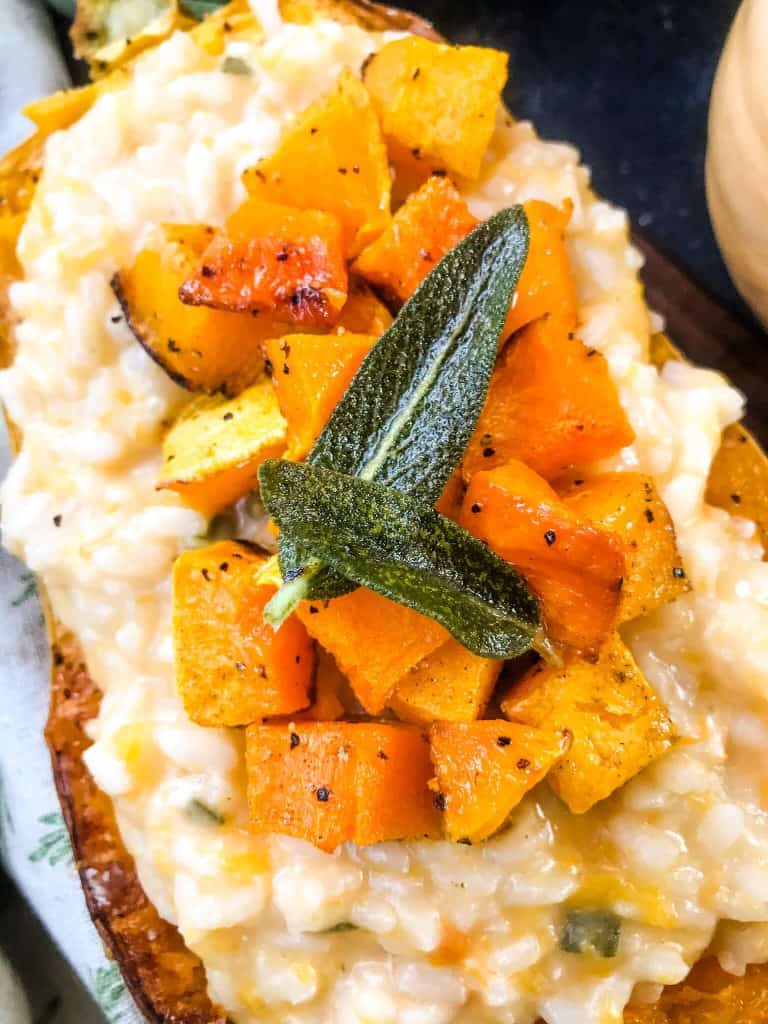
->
[262, 331, 375, 460]
[502, 633, 675, 813]
[173, 541, 313, 726]
[246, 721, 441, 851]
[460, 460, 625, 654]
[363, 36, 508, 180]
[114, 224, 272, 395]
[157, 379, 286, 515]
[389, 640, 501, 725]
[463, 314, 634, 481]
[243, 71, 390, 254]
[559, 472, 689, 622]
[429, 720, 569, 843]
[296, 587, 449, 713]
[179, 199, 348, 326]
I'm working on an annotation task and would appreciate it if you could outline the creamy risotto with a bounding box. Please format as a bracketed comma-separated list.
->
[2, 8, 768, 1024]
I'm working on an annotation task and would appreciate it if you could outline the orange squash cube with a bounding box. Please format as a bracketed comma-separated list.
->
[353, 176, 479, 304]
[114, 224, 274, 395]
[173, 541, 313, 726]
[246, 722, 441, 851]
[364, 36, 508, 180]
[297, 587, 449, 713]
[336, 277, 393, 336]
[463, 315, 635, 481]
[179, 199, 348, 327]
[502, 633, 675, 813]
[429, 720, 568, 843]
[560, 472, 689, 622]
[503, 199, 577, 337]
[460, 460, 626, 654]
[243, 72, 391, 254]
[389, 640, 501, 725]
[262, 331, 375, 460]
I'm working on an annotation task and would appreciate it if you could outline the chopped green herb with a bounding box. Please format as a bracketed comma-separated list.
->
[187, 799, 225, 826]
[325, 922, 358, 933]
[221, 56, 253, 76]
[267, 206, 530, 623]
[180, 0, 228, 18]
[259, 460, 542, 660]
[561, 908, 621, 958]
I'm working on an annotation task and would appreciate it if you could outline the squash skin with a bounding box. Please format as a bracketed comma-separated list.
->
[460, 460, 626, 655]
[0, 3, 764, 1023]
[157, 378, 287, 515]
[114, 224, 273, 396]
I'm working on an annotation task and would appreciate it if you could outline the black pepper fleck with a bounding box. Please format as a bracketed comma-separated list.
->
[644, 508, 654, 523]
[496, 736, 511, 747]
[482, 446, 495, 458]
[731, 493, 742, 504]
[316, 787, 330, 802]
[672, 567, 685, 579]
[290, 732, 300, 749]
[544, 530, 557, 546]
[223, 411, 234, 421]
[201, 568, 211, 581]
[470, 503, 482, 514]
[433, 793, 447, 811]
[53, 514, 62, 527]
[235, 661, 246, 671]
[517, 758, 530, 771]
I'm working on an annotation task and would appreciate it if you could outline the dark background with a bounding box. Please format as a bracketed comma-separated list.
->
[55, 0, 748, 321]
[400, 0, 747, 320]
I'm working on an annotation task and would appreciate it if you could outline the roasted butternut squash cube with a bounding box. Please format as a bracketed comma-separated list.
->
[354, 189, 575, 344]
[243, 72, 391, 254]
[179, 199, 347, 327]
[501, 633, 675, 813]
[262, 331, 375, 460]
[336, 277, 393, 336]
[460, 460, 625, 654]
[173, 541, 313, 726]
[364, 36, 508, 180]
[560, 472, 689, 622]
[353, 176, 479, 304]
[246, 721, 441, 851]
[429, 720, 568, 843]
[389, 640, 501, 725]
[297, 587, 449, 713]
[463, 315, 635, 481]
[157, 378, 286, 515]
[503, 199, 577, 337]
[114, 224, 273, 395]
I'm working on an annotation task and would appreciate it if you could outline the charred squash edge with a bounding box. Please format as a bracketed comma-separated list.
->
[1, 2, 767, 1022]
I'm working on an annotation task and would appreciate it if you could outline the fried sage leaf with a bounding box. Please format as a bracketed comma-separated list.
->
[271, 206, 530, 619]
[260, 459, 542, 659]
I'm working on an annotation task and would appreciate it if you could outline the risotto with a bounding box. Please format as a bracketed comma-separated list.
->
[2, 7, 768, 1024]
